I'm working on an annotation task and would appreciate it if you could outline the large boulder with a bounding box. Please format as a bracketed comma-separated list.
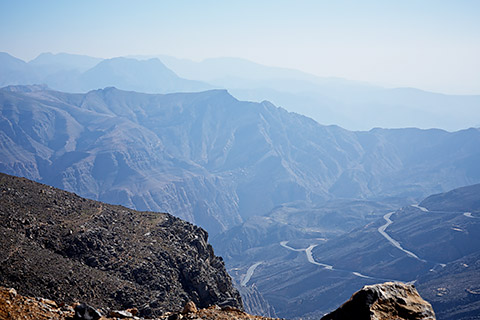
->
[322, 282, 435, 320]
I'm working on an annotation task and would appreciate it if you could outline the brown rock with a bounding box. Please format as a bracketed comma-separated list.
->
[41, 298, 58, 308]
[182, 301, 198, 314]
[321, 281, 436, 320]
[126, 307, 138, 316]
[207, 305, 221, 310]
[8, 288, 17, 298]
[222, 306, 246, 314]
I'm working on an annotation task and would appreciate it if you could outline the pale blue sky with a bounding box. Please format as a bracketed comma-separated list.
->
[1, 0, 479, 94]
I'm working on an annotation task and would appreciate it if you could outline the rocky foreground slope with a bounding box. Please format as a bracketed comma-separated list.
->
[0, 282, 435, 320]
[0, 172, 241, 317]
[0, 286, 271, 320]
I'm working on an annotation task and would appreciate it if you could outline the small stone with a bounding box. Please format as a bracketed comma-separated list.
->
[126, 308, 138, 316]
[73, 303, 102, 320]
[41, 298, 58, 308]
[222, 306, 245, 314]
[8, 288, 17, 298]
[109, 310, 133, 318]
[61, 305, 75, 312]
[207, 305, 221, 310]
[182, 301, 197, 314]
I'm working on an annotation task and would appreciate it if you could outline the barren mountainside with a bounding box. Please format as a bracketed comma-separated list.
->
[0, 172, 241, 317]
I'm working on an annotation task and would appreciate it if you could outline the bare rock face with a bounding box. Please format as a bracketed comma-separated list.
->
[321, 282, 435, 320]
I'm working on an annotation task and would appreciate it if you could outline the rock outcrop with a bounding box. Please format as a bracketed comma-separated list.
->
[321, 282, 435, 320]
[0, 173, 242, 317]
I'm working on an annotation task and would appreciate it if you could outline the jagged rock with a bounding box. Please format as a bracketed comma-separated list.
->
[74, 303, 102, 320]
[321, 282, 435, 320]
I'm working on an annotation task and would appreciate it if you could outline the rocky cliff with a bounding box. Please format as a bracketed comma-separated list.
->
[0, 173, 242, 317]
[321, 282, 436, 320]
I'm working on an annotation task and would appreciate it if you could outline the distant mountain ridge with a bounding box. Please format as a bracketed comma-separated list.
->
[0, 52, 211, 94]
[29, 52, 103, 72]
[153, 55, 480, 131]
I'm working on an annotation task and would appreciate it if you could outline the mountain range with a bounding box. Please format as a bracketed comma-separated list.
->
[1, 85, 479, 237]
[151, 55, 480, 131]
[0, 52, 211, 94]
[2, 52, 480, 131]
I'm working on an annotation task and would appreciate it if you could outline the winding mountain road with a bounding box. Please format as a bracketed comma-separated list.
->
[280, 241, 379, 279]
[241, 262, 263, 286]
[378, 209, 449, 271]
[411, 204, 429, 212]
[378, 212, 426, 262]
[464, 212, 478, 218]
[305, 245, 333, 269]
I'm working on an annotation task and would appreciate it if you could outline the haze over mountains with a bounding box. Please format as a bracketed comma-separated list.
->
[1, 50, 480, 319]
[1, 51, 480, 131]
[0, 52, 211, 95]
[142, 54, 480, 131]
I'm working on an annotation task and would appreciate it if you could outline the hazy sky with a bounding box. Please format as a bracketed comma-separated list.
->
[1, 0, 479, 94]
